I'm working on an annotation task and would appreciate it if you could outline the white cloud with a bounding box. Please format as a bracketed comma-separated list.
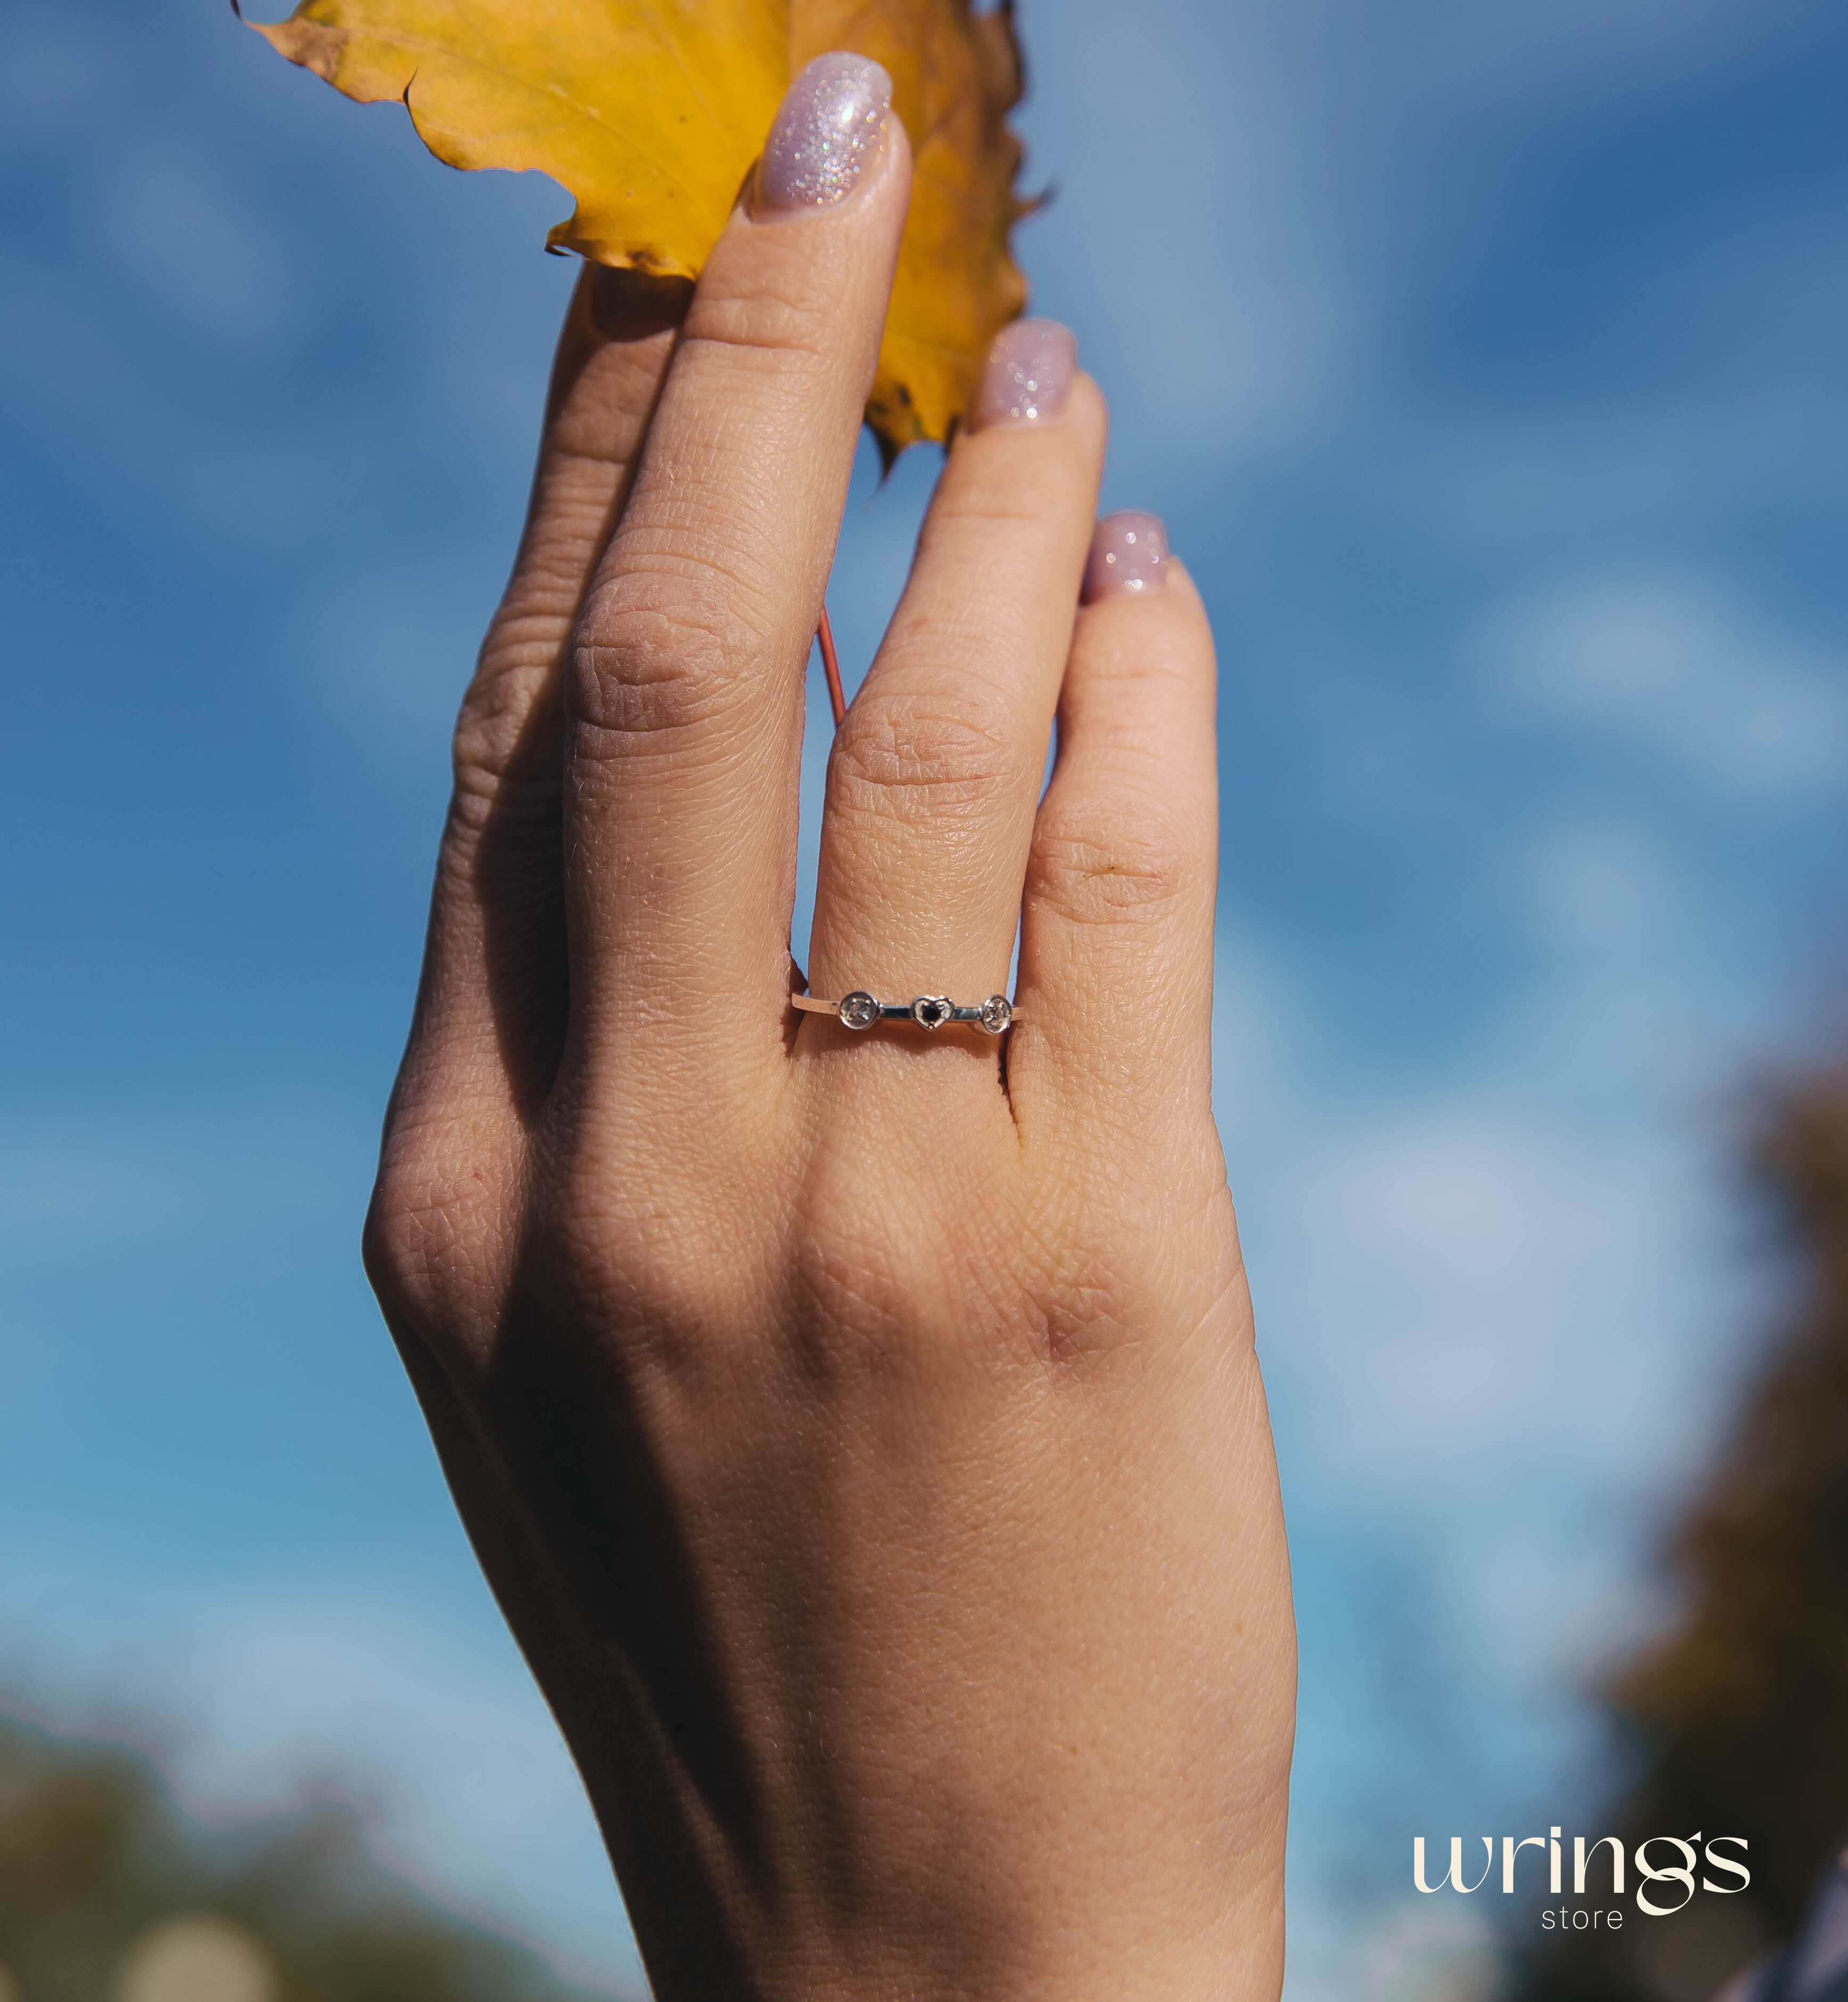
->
[94, 142, 301, 348]
[1022, 0, 1372, 467]
[1023, 0, 1836, 488]
[1270, 1101, 1712, 1489]
[1520, 818, 1685, 960]
[1479, 571, 1848, 795]
[1384, 388, 1848, 563]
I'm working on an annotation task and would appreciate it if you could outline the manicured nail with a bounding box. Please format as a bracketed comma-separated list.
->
[755, 53, 894, 214]
[1084, 512, 1169, 600]
[976, 319, 1077, 428]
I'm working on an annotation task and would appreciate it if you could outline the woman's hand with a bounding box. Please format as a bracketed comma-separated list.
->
[363, 53, 1294, 2002]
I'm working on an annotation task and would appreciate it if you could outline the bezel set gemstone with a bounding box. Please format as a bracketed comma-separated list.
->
[838, 991, 881, 1031]
[825, 990, 1017, 1034]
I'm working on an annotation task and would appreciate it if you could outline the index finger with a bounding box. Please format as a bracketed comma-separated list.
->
[397, 267, 683, 1141]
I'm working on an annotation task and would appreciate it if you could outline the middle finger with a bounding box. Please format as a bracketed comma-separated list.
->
[804, 321, 1106, 1054]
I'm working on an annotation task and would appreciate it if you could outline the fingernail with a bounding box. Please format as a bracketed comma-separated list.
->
[755, 53, 894, 214]
[1084, 512, 1169, 600]
[975, 319, 1077, 428]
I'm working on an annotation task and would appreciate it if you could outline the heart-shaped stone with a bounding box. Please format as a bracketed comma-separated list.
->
[912, 994, 954, 1031]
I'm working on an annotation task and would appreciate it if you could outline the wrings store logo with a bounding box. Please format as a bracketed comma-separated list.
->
[1415, 1830, 1750, 1934]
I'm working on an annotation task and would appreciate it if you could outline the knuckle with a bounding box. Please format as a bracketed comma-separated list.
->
[541, 1145, 767, 1354]
[570, 576, 760, 749]
[1028, 797, 1202, 926]
[364, 1124, 508, 1330]
[686, 274, 837, 376]
[789, 1214, 946, 1366]
[361, 1192, 440, 1324]
[452, 670, 532, 792]
[786, 1142, 1032, 1370]
[925, 492, 1051, 540]
[830, 691, 1024, 825]
[446, 652, 565, 845]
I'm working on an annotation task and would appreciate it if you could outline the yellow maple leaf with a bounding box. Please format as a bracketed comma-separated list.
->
[241, 0, 1032, 456]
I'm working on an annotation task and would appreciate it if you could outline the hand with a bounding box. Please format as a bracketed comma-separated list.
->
[363, 52, 1294, 2002]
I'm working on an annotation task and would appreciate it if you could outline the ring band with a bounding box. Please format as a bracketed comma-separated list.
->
[793, 991, 1019, 1035]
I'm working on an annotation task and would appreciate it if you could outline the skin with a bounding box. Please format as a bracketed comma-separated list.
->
[363, 98, 1295, 2002]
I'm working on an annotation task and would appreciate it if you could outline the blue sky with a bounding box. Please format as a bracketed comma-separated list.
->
[3, 1, 1845, 1994]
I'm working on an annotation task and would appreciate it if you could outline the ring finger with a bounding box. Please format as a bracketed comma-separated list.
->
[802, 321, 1106, 1063]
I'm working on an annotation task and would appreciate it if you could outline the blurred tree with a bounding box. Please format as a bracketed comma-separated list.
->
[0, 1711, 637, 2002]
[1511, 1072, 1848, 2000]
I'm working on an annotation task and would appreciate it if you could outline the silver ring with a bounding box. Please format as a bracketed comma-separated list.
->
[792, 991, 1018, 1035]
